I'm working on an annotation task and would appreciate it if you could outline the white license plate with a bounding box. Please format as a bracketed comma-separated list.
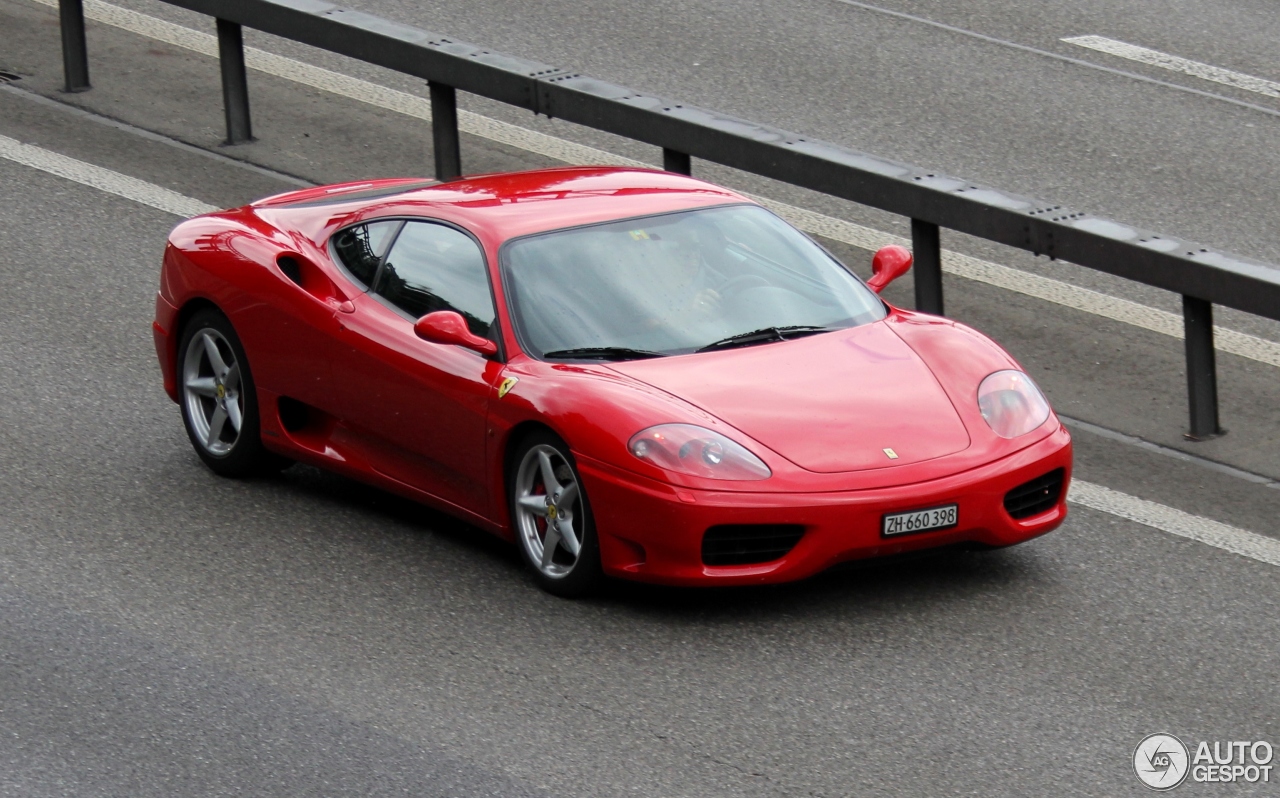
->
[882, 504, 958, 537]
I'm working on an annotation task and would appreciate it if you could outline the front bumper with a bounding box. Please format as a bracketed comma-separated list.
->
[579, 425, 1072, 586]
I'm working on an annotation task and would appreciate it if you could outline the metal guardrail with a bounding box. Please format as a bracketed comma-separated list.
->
[55, 0, 1280, 439]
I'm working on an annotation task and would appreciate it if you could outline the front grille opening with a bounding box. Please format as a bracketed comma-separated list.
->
[1004, 468, 1065, 519]
[702, 524, 805, 566]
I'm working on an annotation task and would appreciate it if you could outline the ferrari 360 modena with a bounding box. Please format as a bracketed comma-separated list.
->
[153, 167, 1072, 595]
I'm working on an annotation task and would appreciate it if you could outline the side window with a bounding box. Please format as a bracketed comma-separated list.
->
[331, 220, 400, 287]
[375, 221, 497, 338]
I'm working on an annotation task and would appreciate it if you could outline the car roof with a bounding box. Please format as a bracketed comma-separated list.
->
[255, 167, 754, 244]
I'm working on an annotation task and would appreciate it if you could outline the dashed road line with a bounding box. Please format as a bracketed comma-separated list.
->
[1063, 36, 1280, 100]
[2, 135, 1277, 569]
[829, 0, 1280, 120]
[0, 83, 313, 188]
[0, 132, 216, 217]
[23, 0, 1280, 371]
[1071, 480, 1280, 568]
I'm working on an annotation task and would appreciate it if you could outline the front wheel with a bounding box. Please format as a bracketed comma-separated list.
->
[509, 431, 603, 597]
[178, 309, 288, 477]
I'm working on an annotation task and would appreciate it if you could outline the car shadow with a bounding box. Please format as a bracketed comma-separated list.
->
[595, 544, 1053, 622]
[250, 460, 1056, 622]
[263, 460, 525, 565]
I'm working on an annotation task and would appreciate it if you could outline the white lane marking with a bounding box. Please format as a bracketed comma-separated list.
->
[830, 0, 1280, 120]
[1071, 480, 1280, 568]
[4, 132, 1277, 573]
[20, 0, 1280, 369]
[1063, 36, 1280, 99]
[1, 82, 311, 187]
[0, 133, 217, 217]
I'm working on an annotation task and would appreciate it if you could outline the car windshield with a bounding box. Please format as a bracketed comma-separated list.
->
[501, 205, 886, 359]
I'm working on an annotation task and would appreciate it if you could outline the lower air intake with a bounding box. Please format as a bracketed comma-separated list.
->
[1004, 468, 1065, 519]
[701, 524, 805, 566]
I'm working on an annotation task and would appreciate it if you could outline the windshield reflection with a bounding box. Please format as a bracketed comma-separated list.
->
[502, 205, 886, 360]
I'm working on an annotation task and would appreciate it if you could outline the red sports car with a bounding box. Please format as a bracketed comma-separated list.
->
[153, 167, 1071, 595]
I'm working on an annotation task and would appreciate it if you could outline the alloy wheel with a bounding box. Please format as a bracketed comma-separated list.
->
[513, 444, 585, 579]
[182, 327, 244, 457]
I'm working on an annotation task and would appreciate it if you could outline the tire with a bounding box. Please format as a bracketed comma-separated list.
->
[177, 308, 289, 477]
[509, 430, 603, 597]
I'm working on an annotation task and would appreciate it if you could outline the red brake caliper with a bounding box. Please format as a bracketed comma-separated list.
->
[532, 481, 547, 540]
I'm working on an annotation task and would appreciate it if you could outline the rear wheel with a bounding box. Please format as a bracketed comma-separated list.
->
[510, 431, 602, 597]
[178, 309, 288, 477]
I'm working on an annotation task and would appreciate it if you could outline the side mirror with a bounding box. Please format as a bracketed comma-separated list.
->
[866, 245, 913, 293]
[414, 311, 498, 356]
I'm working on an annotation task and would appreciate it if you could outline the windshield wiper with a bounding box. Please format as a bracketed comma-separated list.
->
[542, 346, 667, 361]
[696, 325, 837, 353]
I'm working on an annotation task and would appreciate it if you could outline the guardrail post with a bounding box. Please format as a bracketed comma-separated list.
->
[216, 19, 253, 144]
[1182, 295, 1222, 439]
[59, 0, 91, 92]
[911, 219, 943, 315]
[429, 82, 462, 181]
[663, 149, 691, 175]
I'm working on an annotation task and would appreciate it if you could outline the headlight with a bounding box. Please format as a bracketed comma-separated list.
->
[978, 370, 1051, 438]
[628, 424, 771, 480]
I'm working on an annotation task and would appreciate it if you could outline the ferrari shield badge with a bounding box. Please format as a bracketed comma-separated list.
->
[883, 448, 899, 459]
[498, 376, 519, 399]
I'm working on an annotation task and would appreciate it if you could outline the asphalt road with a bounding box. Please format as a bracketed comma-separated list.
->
[1, 0, 1278, 795]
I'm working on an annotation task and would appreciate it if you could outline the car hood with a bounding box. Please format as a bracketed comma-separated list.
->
[607, 321, 971, 473]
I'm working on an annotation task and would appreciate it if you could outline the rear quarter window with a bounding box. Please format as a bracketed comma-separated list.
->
[331, 221, 400, 287]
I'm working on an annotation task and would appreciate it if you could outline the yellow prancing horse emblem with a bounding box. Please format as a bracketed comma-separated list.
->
[883, 447, 899, 459]
[497, 376, 519, 399]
